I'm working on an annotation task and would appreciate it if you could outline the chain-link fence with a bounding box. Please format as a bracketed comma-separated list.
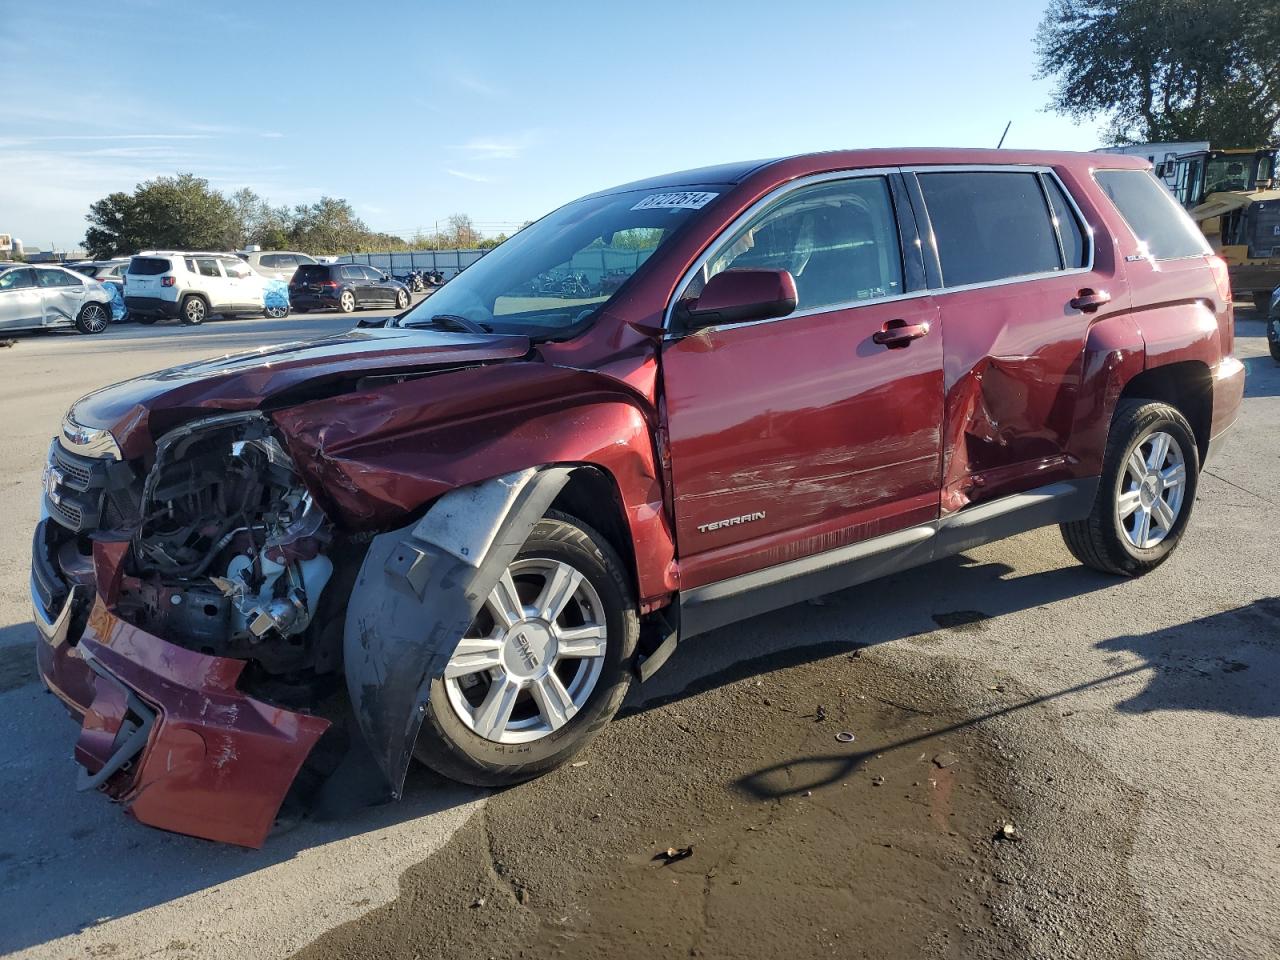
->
[336, 249, 487, 279]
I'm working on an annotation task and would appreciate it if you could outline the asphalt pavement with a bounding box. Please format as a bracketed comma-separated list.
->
[0, 306, 1276, 959]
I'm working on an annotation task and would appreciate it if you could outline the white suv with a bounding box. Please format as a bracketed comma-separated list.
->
[241, 250, 319, 282]
[124, 251, 290, 325]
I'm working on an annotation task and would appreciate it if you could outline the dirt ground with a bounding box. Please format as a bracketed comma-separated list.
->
[295, 643, 1143, 960]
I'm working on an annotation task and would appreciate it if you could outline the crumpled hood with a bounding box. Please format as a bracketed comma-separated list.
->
[70, 326, 531, 458]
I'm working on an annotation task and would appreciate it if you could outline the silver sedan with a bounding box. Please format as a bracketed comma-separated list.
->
[0, 263, 114, 335]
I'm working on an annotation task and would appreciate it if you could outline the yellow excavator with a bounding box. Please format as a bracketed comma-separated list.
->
[1165, 146, 1280, 307]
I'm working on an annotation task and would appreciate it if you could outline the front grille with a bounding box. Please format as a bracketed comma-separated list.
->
[48, 495, 84, 530]
[51, 443, 94, 490]
[44, 440, 111, 533]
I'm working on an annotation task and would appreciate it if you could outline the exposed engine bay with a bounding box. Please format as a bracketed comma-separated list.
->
[115, 414, 343, 678]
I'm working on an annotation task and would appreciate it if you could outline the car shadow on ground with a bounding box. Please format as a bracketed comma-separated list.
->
[0, 623, 480, 954]
[709, 581, 1280, 800]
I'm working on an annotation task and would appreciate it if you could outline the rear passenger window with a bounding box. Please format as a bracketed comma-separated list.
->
[1094, 170, 1210, 261]
[919, 172, 1062, 287]
[698, 176, 904, 311]
[1042, 175, 1088, 268]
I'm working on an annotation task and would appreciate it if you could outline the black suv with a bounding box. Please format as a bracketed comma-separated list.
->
[289, 263, 411, 314]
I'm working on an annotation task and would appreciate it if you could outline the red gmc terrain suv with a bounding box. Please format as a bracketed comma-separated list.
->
[33, 149, 1244, 846]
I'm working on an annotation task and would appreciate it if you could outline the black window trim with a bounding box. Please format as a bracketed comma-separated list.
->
[906, 164, 1096, 293]
[663, 166, 927, 336]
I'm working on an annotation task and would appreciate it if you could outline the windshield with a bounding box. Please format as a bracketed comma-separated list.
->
[1204, 155, 1254, 194]
[398, 186, 720, 337]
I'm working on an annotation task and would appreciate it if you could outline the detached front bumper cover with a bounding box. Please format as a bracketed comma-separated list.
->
[35, 582, 329, 848]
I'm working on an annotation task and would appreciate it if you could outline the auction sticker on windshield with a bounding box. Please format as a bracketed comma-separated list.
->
[631, 191, 718, 211]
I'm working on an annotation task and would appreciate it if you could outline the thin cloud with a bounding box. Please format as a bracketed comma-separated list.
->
[445, 168, 494, 183]
[450, 132, 538, 161]
[453, 75, 504, 98]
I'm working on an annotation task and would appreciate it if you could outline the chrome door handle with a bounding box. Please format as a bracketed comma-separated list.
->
[872, 319, 930, 348]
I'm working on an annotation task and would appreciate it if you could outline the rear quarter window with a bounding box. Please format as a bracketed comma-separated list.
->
[129, 257, 171, 275]
[1093, 170, 1210, 260]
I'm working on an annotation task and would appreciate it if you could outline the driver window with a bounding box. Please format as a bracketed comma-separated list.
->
[222, 259, 251, 279]
[687, 177, 904, 312]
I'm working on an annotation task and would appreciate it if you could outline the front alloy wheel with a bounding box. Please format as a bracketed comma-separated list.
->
[414, 512, 638, 786]
[444, 558, 609, 744]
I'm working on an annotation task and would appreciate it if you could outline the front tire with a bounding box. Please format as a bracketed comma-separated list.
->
[414, 511, 639, 787]
[264, 305, 290, 319]
[338, 290, 356, 313]
[75, 302, 110, 334]
[1268, 318, 1280, 362]
[180, 296, 207, 325]
[1060, 400, 1199, 576]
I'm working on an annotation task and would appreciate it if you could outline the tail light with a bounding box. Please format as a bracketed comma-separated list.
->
[1208, 255, 1232, 304]
[320, 280, 339, 289]
[1208, 255, 1234, 355]
[161, 276, 176, 287]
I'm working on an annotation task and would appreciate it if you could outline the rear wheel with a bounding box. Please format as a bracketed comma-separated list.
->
[180, 295, 207, 325]
[338, 290, 356, 313]
[396, 289, 410, 309]
[414, 511, 639, 787]
[1060, 400, 1199, 576]
[74, 302, 110, 334]
[1268, 317, 1280, 362]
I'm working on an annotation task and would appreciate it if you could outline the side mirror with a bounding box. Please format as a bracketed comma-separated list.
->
[681, 269, 798, 328]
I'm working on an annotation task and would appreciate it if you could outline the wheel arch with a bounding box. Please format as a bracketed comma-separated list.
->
[1118, 360, 1213, 465]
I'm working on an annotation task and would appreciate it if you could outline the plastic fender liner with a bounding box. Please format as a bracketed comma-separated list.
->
[343, 466, 573, 795]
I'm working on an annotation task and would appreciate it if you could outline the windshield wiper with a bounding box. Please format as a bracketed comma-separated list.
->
[404, 313, 492, 334]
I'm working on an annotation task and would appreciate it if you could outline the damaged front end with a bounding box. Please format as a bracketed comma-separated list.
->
[33, 407, 584, 846]
[34, 412, 349, 847]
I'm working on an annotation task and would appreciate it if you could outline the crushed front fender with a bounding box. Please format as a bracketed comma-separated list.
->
[343, 466, 573, 795]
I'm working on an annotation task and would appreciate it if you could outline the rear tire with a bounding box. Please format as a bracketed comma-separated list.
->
[413, 511, 639, 787]
[1060, 400, 1199, 576]
[338, 290, 355, 313]
[74, 302, 110, 334]
[396, 289, 410, 309]
[1268, 318, 1280, 362]
[180, 295, 207, 325]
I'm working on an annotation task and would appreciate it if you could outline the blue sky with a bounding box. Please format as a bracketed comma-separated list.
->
[0, 0, 1107, 249]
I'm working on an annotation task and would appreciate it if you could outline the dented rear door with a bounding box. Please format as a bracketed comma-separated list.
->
[909, 166, 1125, 513]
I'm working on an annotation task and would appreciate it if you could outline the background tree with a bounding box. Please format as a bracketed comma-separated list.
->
[84, 174, 238, 258]
[1036, 0, 1280, 146]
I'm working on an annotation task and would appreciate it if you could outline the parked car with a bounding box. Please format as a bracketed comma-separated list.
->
[241, 250, 320, 282]
[288, 262, 410, 313]
[1267, 286, 1280, 362]
[68, 259, 130, 284]
[33, 148, 1243, 847]
[0, 263, 113, 333]
[124, 251, 290, 325]
[66, 259, 130, 322]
